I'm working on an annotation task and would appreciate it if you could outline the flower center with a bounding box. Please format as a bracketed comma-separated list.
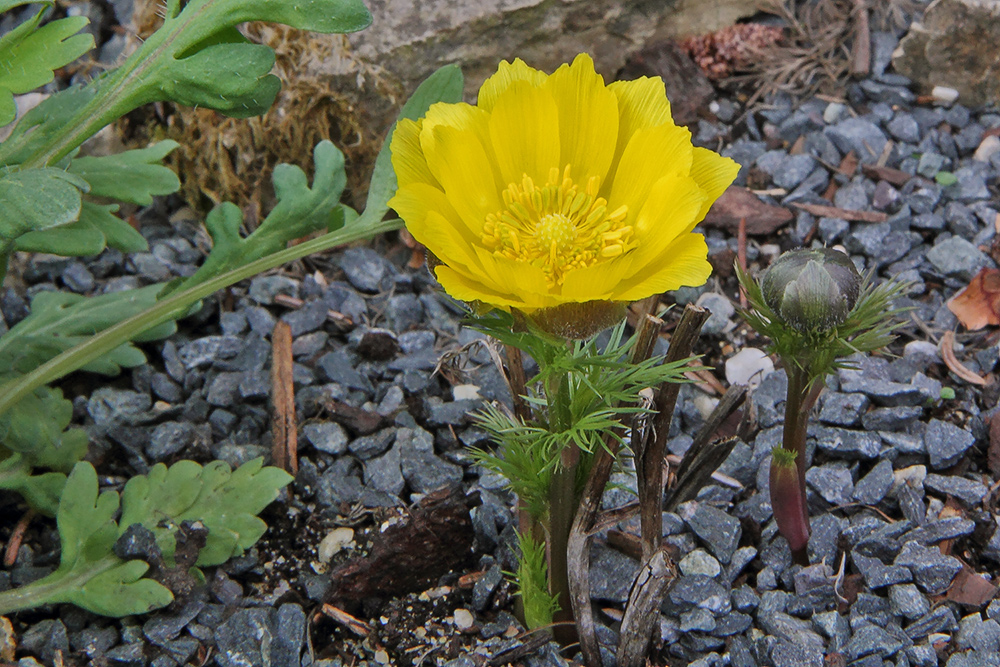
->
[481, 166, 632, 287]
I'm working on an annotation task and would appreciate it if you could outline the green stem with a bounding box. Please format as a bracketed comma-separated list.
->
[0, 217, 402, 417]
[14, 1, 208, 169]
[779, 363, 823, 565]
[0, 246, 9, 291]
[545, 370, 577, 646]
[0, 556, 117, 615]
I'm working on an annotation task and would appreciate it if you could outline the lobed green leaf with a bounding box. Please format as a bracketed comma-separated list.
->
[68, 141, 181, 206]
[0, 12, 94, 126]
[0, 285, 175, 376]
[0, 167, 88, 243]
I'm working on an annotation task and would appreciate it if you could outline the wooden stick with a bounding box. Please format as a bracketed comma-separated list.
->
[850, 0, 871, 78]
[566, 309, 662, 667]
[637, 305, 709, 560]
[615, 549, 678, 667]
[3, 509, 34, 567]
[664, 384, 748, 512]
[504, 344, 532, 424]
[270, 320, 298, 474]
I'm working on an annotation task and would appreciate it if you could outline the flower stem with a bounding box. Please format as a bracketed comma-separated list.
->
[776, 363, 821, 565]
[545, 370, 578, 646]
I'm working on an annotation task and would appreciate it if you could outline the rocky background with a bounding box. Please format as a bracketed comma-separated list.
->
[2, 1, 1000, 666]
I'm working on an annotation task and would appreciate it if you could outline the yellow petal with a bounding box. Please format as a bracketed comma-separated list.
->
[390, 118, 438, 189]
[435, 265, 528, 309]
[420, 123, 502, 236]
[608, 124, 694, 216]
[478, 58, 546, 112]
[559, 257, 626, 302]
[488, 80, 561, 187]
[421, 101, 502, 187]
[543, 53, 619, 183]
[689, 147, 740, 220]
[605, 76, 675, 186]
[390, 187, 481, 273]
[628, 174, 706, 259]
[473, 245, 552, 308]
[612, 234, 712, 302]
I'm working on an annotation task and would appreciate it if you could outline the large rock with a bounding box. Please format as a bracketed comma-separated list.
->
[348, 0, 757, 97]
[892, 0, 1000, 106]
[131, 0, 754, 210]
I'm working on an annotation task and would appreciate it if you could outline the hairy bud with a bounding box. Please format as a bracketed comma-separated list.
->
[761, 248, 861, 333]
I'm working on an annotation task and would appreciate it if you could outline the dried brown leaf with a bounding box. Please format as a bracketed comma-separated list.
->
[701, 186, 794, 235]
[789, 202, 887, 223]
[947, 268, 1000, 331]
[946, 564, 999, 608]
[989, 412, 1000, 480]
[940, 330, 988, 386]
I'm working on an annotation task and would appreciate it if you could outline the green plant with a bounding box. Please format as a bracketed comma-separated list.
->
[737, 248, 907, 563]
[471, 312, 694, 636]
[0, 0, 463, 616]
[0, 459, 290, 616]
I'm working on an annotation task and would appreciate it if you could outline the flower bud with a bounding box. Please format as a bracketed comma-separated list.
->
[769, 448, 810, 556]
[761, 248, 861, 333]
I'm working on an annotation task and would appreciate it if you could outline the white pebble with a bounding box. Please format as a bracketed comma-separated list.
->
[679, 549, 722, 577]
[317, 527, 354, 563]
[903, 340, 940, 360]
[453, 608, 475, 630]
[931, 85, 959, 105]
[725, 348, 774, 389]
[974, 135, 1000, 163]
[452, 384, 481, 401]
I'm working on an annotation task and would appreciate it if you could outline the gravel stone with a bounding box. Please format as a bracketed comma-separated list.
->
[825, 117, 888, 164]
[905, 605, 959, 640]
[889, 583, 931, 620]
[666, 575, 731, 615]
[853, 459, 894, 505]
[757, 611, 825, 653]
[364, 445, 404, 496]
[177, 335, 243, 369]
[679, 502, 742, 564]
[805, 463, 854, 505]
[338, 247, 394, 293]
[888, 113, 921, 143]
[249, 275, 299, 305]
[679, 549, 722, 578]
[303, 422, 349, 455]
[845, 624, 906, 660]
[853, 552, 912, 588]
[923, 473, 989, 507]
[819, 392, 870, 426]
[901, 516, 975, 546]
[281, 299, 328, 336]
[923, 418, 976, 470]
[773, 154, 816, 189]
[926, 236, 993, 280]
[956, 614, 1000, 653]
[146, 421, 197, 460]
[695, 292, 735, 335]
[590, 544, 640, 603]
[315, 458, 364, 506]
[400, 448, 463, 493]
[317, 350, 373, 394]
[811, 425, 881, 459]
[88, 388, 151, 426]
[861, 405, 923, 431]
[894, 541, 963, 594]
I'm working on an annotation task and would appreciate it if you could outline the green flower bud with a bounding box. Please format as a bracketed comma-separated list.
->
[761, 248, 861, 333]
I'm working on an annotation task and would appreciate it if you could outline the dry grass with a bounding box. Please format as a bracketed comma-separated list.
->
[125, 1, 397, 219]
[724, 0, 925, 107]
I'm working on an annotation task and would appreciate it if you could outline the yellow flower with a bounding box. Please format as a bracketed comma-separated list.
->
[389, 53, 738, 335]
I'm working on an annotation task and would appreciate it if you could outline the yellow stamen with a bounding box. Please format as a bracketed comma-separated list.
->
[480, 165, 634, 287]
